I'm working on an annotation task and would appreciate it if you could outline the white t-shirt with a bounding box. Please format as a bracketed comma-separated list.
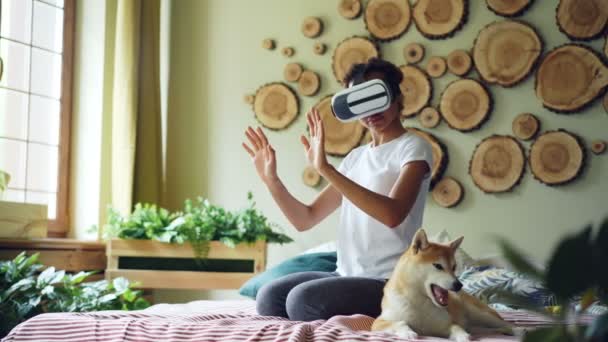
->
[335, 131, 434, 279]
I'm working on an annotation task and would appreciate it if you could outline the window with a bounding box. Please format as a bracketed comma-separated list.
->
[0, 0, 75, 237]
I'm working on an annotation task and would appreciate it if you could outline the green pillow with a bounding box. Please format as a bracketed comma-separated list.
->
[239, 252, 337, 299]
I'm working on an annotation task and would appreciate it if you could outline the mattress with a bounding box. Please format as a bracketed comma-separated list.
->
[1, 300, 594, 342]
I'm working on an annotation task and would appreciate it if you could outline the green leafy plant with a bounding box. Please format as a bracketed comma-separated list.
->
[217, 192, 293, 247]
[104, 192, 293, 259]
[104, 203, 180, 241]
[0, 252, 149, 337]
[497, 218, 608, 342]
[0, 170, 10, 193]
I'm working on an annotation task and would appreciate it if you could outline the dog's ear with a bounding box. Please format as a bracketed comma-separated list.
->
[412, 229, 429, 254]
[449, 236, 464, 251]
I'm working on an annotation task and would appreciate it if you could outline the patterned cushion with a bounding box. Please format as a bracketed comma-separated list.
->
[459, 266, 556, 307]
[578, 302, 608, 315]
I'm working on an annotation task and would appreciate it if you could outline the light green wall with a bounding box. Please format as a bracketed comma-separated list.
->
[159, 0, 607, 301]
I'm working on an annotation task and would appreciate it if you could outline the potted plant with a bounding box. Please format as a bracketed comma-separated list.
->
[104, 192, 292, 290]
[0, 252, 149, 337]
[497, 218, 608, 341]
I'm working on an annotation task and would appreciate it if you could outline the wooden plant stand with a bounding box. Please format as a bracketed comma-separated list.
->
[106, 239, 266, 290]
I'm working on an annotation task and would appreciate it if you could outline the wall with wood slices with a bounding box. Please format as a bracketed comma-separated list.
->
[158, 0, 608, 302]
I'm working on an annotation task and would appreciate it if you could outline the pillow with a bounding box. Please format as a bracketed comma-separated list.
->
[430, 229, 476, 275]
[474, 254, 546, 272]
[239, 252, 337, 299]
[459, 265, 556, 307]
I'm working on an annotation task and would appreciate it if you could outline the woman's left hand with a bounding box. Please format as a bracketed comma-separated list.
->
[301, 108, 330, 175]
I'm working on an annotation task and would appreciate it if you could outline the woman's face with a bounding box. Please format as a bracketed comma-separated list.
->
[357, 72, 402, 133]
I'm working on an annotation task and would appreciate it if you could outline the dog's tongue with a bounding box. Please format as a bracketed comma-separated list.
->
[432, 285, 449, 306]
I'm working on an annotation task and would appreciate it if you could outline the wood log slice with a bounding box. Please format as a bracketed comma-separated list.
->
[399, 65, 432, 117]
[339, 0, 362, 19]
[313, 42, 326, 55]
[486, 0, 533, 17]
[440, 79, 492, 132]
[314, 95, 365, 156]
[284, 63, 303, 82]
[469, 135, 525, 193]
[407, 127, 448, 188]
[529, 130, 585, 186]
[556, 0, 608, 41]
[419, 107, 442, 128]
[403, 43, 425, 64]
[432, 177, 464, 208]
[332, 36, 380, 84]
[253, 83, 299, 130]
[243, 94, 255, 104]
[473, 20, 542, 87]
[298, 70, 321, 96]
[282, 47, 295, 57]
[512, 113, 540, 140]
[262, 39, 275, 50]
[303, 166, 322, 187]
[302, 17, 323, 38]
[535, 44, 608, 113]
[447, 49, 472, 76]
[427, 56, 448, 78]
[364, 0, 411, 42]
[591, 140, 606, 155]
[413, 0, 468, 39]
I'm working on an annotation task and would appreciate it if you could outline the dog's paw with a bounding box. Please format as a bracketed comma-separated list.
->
[452, 332, 471, 342]
[395, 329, 418, 340]
[395, 328, 418, 339]
[391, 322, 419, 339]
[450, 324, 472, 342]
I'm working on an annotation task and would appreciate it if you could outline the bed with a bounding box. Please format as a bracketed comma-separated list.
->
[1, 299, 597, 342]
[3, 233, 604, 341]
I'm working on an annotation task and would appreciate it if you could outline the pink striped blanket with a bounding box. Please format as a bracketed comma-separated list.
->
[1, 300, 593, 342]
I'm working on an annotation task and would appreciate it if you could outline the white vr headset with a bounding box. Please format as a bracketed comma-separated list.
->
[331, 79, 393, 122]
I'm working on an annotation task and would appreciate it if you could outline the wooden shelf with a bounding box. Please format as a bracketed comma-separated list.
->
[0, 238, 106, 272]
[0, 238, 105, 250]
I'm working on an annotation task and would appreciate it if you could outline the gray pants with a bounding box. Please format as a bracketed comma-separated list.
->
[255, 271, 387, 321]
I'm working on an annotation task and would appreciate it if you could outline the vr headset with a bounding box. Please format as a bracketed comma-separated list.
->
[331, 78, 393, 122]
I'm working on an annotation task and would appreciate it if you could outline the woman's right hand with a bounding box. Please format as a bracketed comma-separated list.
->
[242, 126, 278, 185]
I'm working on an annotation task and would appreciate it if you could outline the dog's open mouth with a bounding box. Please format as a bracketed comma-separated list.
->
[431, 284, 449, 306]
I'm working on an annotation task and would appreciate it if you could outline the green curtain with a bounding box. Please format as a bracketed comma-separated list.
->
[111, 0, 162, 214]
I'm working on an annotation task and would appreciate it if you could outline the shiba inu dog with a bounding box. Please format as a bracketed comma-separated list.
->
[372, 229, 513, 341]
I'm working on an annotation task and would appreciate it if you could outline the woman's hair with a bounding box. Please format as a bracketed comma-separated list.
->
[343, 58, 403, 104]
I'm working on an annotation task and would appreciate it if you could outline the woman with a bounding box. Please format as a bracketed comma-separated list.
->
[241, 58, 433, 321]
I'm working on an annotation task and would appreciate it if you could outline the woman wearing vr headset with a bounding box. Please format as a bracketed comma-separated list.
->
[242, 58, 433, 321]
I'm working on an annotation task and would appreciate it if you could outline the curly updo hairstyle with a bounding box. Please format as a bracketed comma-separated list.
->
[342, 58, 403, 106]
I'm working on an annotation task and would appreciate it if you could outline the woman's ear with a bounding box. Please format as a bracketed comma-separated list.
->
[412, 229, 429, 254]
